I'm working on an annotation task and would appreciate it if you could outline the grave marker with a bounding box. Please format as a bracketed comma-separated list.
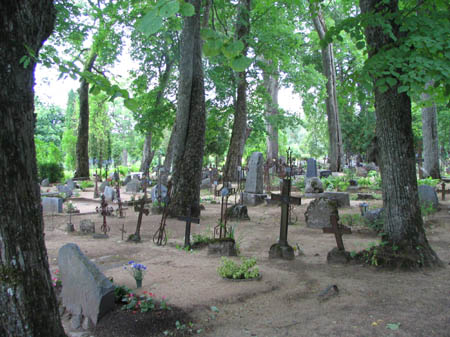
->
[177, 207, 200, 248]
[322, 214, 352, 251]
[306, 158, 317, 178]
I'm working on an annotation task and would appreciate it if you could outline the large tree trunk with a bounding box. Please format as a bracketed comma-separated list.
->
[168, 0, 206, 217]
[162, 123, 176, 185]
[74, 48, 97, 178]
[0, 1, 67, 336]
[223, 0, 251, 182]
[263, 60, 279, 163]
[421, 81, 440, 179]
[140, 132, 155, 173]
[360, 0, 441, 268]
[310, 4, 343, 172]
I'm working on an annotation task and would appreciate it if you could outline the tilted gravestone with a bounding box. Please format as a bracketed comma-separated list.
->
[243, 152, 266, 206]
[103, 186, 116, 202]
[418, 185, 439, 210]
[125, 178, 140, 193]
[306, 158, 317, 178]
[41, 178, 50, 187]
[57, 185, 73, 198]
[305, 197, 339, 229]
[99, 181, 109, 193]
[42, 197, 63, 213]
[322, 191, 350, 208]
[58, 243, 115, 329]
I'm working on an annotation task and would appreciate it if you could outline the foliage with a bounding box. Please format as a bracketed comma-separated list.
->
[37, 162, 64, 183]
[192, 233, 213, 245]
[417, 177, 440, 187]
[321, 176, 349, 192]
[294, 176, 306, 190]
[421, 203, 436, 218]
[217, 257, 260, 280]
[79, 180, 94, 189]
[51, 269, 62, 288]
[119, 288, 169, 313]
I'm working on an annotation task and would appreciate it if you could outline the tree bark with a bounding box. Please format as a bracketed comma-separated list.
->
[75, 48, 97, 178]
[168, 0, 206, 218]
[263, 60, 279, 163]
[310, 4, 343, 172]
[0, 1, 67, 336]
[421, 81, 440, 179]
[162, 123, 176, 185]
[140, 132, 155, 173]
[223, 0, 251, 182]
[360, 0, 441, 267]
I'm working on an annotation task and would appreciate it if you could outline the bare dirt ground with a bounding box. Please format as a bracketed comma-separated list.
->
[43, 186, 450, 337]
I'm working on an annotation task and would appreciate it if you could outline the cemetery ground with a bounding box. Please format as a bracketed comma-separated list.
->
[43, 187, 450, 337]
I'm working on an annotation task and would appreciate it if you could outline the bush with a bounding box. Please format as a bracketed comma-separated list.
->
[217, 257, 260, 280]
[38, 162, 64, 183]
[418, 177, 440, 187]
[79, 180, 94, 189]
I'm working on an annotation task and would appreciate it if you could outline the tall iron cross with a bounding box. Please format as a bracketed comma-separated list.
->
[322, 214, 352, 251]
[177, 207, 200, 248]
[270, 179, 301, 246]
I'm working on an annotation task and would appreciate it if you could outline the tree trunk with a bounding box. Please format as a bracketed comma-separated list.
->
[223, 0, 251, 182]
[168, 0, 206, 218]
[263, 60, 279, 163]
[360, 0, 441, 268]
[122, 148, 128, 167]
[75, 48, 97, 178]
[162, 123, 176, 185]
[310, 4, 343, 172]
[140, 132, 155, 173]
[421, 81, 440, 179]
[0, 1, 67, 336]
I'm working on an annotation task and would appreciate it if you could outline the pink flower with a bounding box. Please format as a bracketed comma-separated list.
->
[162, 296, 166, 300]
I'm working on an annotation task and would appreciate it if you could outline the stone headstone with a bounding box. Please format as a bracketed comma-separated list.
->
[42, 197, 63, 213]
[225, 204, 250, 221]
[58, 243, 115, 328]
[123, 175, 132, 186]
[151, 184, 168, 202]
[306, 158, 317, 178]
[319, 170, 332, 178]
[305, 177, 324, 193]
[103, 186, 116, 202]
[322, 191, 350, 208]
[125, 178, 140, 193]
[200, 177, 211, 189]
[41, 178, 50, 187]
[305, 197, 338, 229]
[245, 152, 264, 194]
[80, 219, 95, 234]
[99, 181, 109, 193]
[57, 185, 73, 198]
[418, 185, 439, 210]
[66, 179, 76, 190]
[208, 239, 237, 256]
[365, 162, 378, 172]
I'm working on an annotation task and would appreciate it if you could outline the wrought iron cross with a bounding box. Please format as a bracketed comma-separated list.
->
[177, 207, 200, 248]
[322, 214, 352, 251]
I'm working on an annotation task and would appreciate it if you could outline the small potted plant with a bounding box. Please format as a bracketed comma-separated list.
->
[124, 261, 147, 288]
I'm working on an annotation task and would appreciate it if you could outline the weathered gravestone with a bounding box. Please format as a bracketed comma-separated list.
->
[418, 185, 439, 210]
[57, 184, 73, 198]
[322, 191, 350, 208]
[80, 219, 95, 234]
[151, 184, 168, 203]
[99, 181, 109, 193]
[42, 197, 63, 213]
[41, 178, 50, 187]
[243, 152, 267, 206]
[226, 204, 250, 221]
[103, 186, 116, 202]
[305, 177, 324, 194]
[305, 197, 338, 229]
[58, 243, 115, 329]
[306, 158, 317, 178]
[125, 178, 140, 193]
[66, 179, 76, 190]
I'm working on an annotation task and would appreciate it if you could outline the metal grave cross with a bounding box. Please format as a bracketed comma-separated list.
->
[177, 207, 200, 248]
[99, 195, 110, 235]
[270, 179, 301, 246]
[322, 214, 352, 251]
[120, 224, 127, 241]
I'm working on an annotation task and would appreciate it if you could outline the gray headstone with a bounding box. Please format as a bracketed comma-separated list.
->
[418, 185, 439, 210]
[306, 158, 317, 178]
[42, 197, 63, 213]
[57, 185, 73, 198]
[99, 181, 109, 193]
[151, 184, 168, 202]
[41, 178, 50, 187]
[66, 179, 76, 190]
[123, 175, 131, 186]
[305, 197, 338, 229]
[58, 243, 115, 327]
[322, 191, 350, 208]
[244, 152, 264, 194]
[80, 219, 95, 234]
[125, 179, 140, 193]
[305, 177, 324, 193]
[319, 170, 332, 178]
[103, 186, 116, 202]
[200, 177, 211, 189]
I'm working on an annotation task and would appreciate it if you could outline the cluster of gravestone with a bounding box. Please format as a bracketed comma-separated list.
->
[41, 179, 80, 214]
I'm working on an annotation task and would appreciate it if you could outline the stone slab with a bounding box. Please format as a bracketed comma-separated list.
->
[245, 152, 264, 194]
[242, 192, 267, 206]
[42, 197, 63, 213]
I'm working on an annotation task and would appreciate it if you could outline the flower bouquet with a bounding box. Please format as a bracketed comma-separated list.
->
[124, 261, 147, 288]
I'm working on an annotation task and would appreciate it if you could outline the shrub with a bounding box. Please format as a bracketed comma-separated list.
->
[217, 257, 260, 280]
[38, 162, 64, 183]
[417, 177, 440, 187]
[79, 180, 94, 189]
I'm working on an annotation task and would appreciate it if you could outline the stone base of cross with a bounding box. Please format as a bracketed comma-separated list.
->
[268, 178, 301, 260]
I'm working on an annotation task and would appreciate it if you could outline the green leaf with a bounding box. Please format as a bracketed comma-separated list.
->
[386, 323, 400, 330]
[210, 306, 220, 313]
[397, 85, 409, 93]
[159, 0, 179, 17]
[179, 1, 195, 16]
[378, 85, 389, 93]
[356, 41, 365, 50]
[223, 40, 244, 58]
[385, 77, 397, 87]
[231, 56, 252, 72]
[124, 99, 139, 112]
[137, 10, 163, 36]
[203, 39, 223, 57]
